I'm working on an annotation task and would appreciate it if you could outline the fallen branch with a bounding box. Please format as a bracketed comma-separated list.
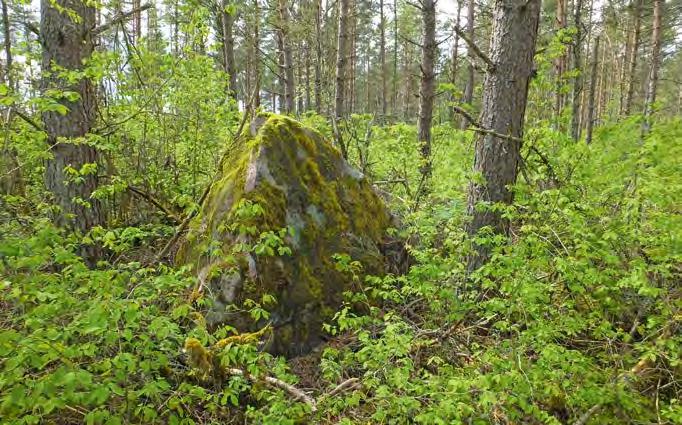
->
[322, 378, 361, 400]
[225, 368, 318, 412]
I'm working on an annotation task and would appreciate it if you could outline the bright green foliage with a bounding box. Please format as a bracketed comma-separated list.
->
[1, 118, 680, 424]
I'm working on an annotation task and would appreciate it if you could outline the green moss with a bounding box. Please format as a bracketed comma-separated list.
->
[176, 114, 394, 356]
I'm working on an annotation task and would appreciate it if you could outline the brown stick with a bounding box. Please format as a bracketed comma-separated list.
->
[225, 368, 317, 411]
[93, 4, 152, 35]
[452, 25, 495, 72]
[127, 186, 180, 223]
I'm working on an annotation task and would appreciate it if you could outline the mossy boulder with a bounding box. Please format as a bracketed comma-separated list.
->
[176, 114, 395, 356]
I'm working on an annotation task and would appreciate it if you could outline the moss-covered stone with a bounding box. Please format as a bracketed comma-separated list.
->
[176, 114, 394, 356]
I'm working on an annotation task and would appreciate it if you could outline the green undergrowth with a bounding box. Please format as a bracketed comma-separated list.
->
[1, 117, 680, 424]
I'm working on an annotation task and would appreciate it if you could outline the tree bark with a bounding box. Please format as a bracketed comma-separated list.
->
[641, 0, 662, 136]
[221, 0, 238, 100]
[1, 0, 11, 89]
[450, 0, 462, 123]
[253, 0, 261, 107]
[570, 0, 584, 140]
[417, 0, 436, 194]
[276, 30, 286, 112]
[623, 0, 642, 116]
[392, 0, 398, 117]
[132, 0, 142, 42]
[553, 0, 567, 123]
[380, 0, 387, 119]
[585, 35, 599, 144]
[41, 0, 104, 257]
[459, 0, 475, 129]
[314, 0, 323, 113]
[278, 0, 295, 114]
[466, 0, 541, 270]
[334, 0, 350, 120]
[334, 0, 350, 158]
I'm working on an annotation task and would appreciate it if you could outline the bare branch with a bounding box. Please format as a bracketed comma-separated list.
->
[224, 368, 317, 411]
[92, 4, 153, 35]
[453, 25, 495, 72]
[25, 22, 40, 38]
[452, 104, 523, 143]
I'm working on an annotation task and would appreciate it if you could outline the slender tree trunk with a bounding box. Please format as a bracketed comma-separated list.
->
[641, 0, 662, 136]
[314, 0, 323, 112]
[41, 0, 104, 260]
[392, 0, 398, 117]
[334, 0, 350, 158]
[365, 36, 371, 113]
[221, 0, 238, 100]
[172, 0, 179, 55]
[624, 0, 642, 116]
[132, 0, 142, 42]
[278, 0, 295, 114]
[0, 0, 24, 196]
[460, 0, 475, 129]
[334, 0, 350, 120]
[380, 0, 387, 118]
[553, 0, 567, 123]
[276, 31, 285, 112]
[305, 42, 312, 111]
[570, 0, 584, 140]
[466, 0, 541, 271]
[417, 0, 436, 195]
[450, 1, 462, 123]
[253, 0, 261, 107]
[585, 35, 599, 144]
[1, 0, 11, 89]
[349, 2, 356, 115]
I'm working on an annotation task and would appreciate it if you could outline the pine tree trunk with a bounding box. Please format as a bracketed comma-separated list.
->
[417, 0, 436, 194]
[553, 0, 566, 123]
[132, 0, 141, 42]
[392, 0, 398, 117]
[334, 0, 350, 158]
[570, 0, 583, 140]
[276, 31, 286, 112]
[1, 0, 11, 89]
[253, 0, 261, 107]
[466, 0, 541, 271]
[459, 0, 475, 129]
[624, 0, 642, 116]
[305, 42, 312, 111]
[450, 1, 461, 123]
[0, 0, 24, 196]
[41, 0, 103, 258]
[278, 0, 295, 114]
[380, 0, 387, 119]
[585, 36, 599, 144]
[641, 0, 662, 136]
[221, 0, 238, 100]
[314, 0, 323, 112]
[334, 0, 350, 120]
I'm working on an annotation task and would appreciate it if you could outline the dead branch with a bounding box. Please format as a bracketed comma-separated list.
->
[127, 186, 180, 224]
[93, 4, 153, 35]
[225, 368, 317, 412]
[453, 25, 495, 72]
[452, 104, 523, 143]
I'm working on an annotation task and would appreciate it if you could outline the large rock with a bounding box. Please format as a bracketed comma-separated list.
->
[177, 114, 394, 356]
